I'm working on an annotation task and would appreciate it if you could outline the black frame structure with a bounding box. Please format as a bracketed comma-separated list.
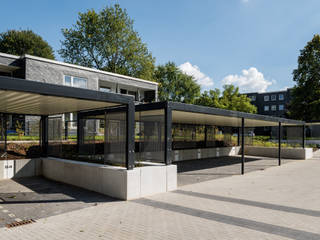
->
[136, 101, 305, 174]
[0, 76, 135, 169]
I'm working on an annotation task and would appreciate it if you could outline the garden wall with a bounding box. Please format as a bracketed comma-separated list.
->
[243, 146, 313, 160]
[172, 146, 241, 162]
[0, 158, 42, 180]
[42, 157, 177, 200]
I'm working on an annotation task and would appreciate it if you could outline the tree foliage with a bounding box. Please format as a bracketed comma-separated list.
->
[195, 85, 257, 113]
[0, 30, 55, 59]
[288, 34, 320, 121]
[59, 4, 155, 80]
[154, 62, 201, 103]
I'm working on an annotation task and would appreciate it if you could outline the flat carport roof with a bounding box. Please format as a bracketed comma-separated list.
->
[0, 76, 133, 115]
[135, 101, 304, 127]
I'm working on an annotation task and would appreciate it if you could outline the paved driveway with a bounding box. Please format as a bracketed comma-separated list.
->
[0, 153, 319, 240]
[0, 177, 116, 228]
[175, 155, 294, 186]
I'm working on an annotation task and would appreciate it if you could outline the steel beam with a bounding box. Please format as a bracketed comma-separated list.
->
[241, 118, 245, 175]
[126, 102, 135, 170]
[40, 115, 48, 157]
[165, 102, 172, 165]
[302, 125, 305, 149]
[278, 122, 282, 166]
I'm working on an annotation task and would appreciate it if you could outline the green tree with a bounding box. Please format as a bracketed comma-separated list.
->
[0, 30, 55, 59]
[59, 4, 155, 80]
[195, 85, 257, 113]
[288, 35, 320, 121]
[154, 62, 201, 103]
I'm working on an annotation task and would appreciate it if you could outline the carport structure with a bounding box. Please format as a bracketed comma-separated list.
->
[0, 76, 135, 169]
[135, 101, 306, 174]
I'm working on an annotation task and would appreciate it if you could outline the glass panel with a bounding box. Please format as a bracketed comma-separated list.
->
[73, 77, 87, 89]
[64, 75, 71, 86]
[105, 111, 127, 166]
[136, 109, 165, 163]
[48, 116, 63, 157]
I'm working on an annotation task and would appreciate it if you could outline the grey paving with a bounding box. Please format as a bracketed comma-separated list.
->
[176, 155, 294, 186]
[0, 152, 319, 239]
[0, 177, 116, 227]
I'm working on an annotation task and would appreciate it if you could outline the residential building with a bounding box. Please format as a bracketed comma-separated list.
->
[244, 89, 292, 118]
[0, 52, 158, 131]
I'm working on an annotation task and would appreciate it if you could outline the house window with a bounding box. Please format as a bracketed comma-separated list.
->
[271, 105, 277, 111]
[264, 106, 269, 111]
[279, 94, 284, 100]
[120, 89, 127, 94]
[64, 75, 87, 89]
[250, 95, 256, 101]
[264, 95, 269, 101]
[100, 87, 111, 93]
[279, 104, 284, 111]
[271, 95, 276, 101]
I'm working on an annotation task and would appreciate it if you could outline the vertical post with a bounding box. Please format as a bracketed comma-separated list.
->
[204, 125, 208, 148]
[77, 113, 84, 159]
[165, 102, 172, 165]
[4, 114, 8, 153]
[241, 118, 245, 175]
[65, 120, 68, 140]
[126, 101, 135, 170]
[41, 115, 48, 157]
[302, 124, 305, 149]
[278, 122, 281, 166]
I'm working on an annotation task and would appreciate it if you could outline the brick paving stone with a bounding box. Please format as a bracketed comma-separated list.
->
[0, 152, 319, 240]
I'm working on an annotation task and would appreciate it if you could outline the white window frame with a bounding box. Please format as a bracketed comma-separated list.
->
[279, 94, 284, 101]
[264, 95, 269, 101]
[64, 75, 88, 89]
[271, 105, 277, 111]
[271, 95, 276, 101]
[264, 105, 269, 111]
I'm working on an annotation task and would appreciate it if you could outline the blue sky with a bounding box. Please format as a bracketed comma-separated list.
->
[1, 0, 320, 93]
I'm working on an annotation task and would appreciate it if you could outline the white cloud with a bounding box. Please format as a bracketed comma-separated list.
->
[222, 67, 272, 93]
[178, 62, 214, 87]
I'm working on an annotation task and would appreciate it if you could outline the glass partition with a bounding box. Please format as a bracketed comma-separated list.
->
[105, 111, 127, 166]
[48, 116, 63, 157]
[135, 109, 165, 163]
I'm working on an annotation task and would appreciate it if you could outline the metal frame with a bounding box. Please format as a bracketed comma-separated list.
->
[241, 118, 245, 175]
[278, 122, 282, 166]
[40, 115, 48, 157]
[135, 101, 306, 174]
[0, 76, 135, 169]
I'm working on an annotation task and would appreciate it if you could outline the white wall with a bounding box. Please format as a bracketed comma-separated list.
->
[42, 157, 177, 200]
[243, 146, 313, 160]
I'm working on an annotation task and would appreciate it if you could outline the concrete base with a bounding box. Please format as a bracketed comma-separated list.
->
[42, 157, 177, 200]
[173, 146, 241, 162]
[243, 146, 313, 160]
[0, 159, 42, 180]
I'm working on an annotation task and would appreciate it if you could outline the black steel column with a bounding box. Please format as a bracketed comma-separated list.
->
[40, 115, 48, 157]
[77, 113, 84, 159]
[65, 121, 68, 140]
[165, 102, 172, 165]
[126, 102, 135, 170]
[278, 122, 281, 166]
[241, 118, 245, 175]
[302, 125, 305, 149]
[4, 114, 7, 153]
[204, 125, 208, 148]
